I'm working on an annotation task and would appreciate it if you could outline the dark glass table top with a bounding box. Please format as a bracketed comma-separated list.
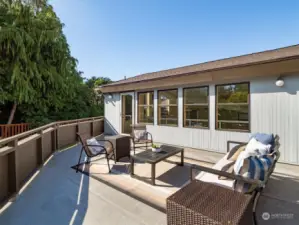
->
[132, 145, 184, 163]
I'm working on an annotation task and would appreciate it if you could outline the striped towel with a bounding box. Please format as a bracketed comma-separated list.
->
[234, 151, 274, 193]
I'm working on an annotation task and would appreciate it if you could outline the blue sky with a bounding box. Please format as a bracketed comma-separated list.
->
[50, 0, 299, 81]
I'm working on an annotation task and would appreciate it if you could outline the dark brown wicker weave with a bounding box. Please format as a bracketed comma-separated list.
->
[166, 135, 280, 225]
[167, 180, 254, 225]
[98, 134, 131, 163]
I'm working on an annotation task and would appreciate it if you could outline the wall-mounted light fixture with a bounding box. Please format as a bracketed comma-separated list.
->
[107, 93, 113, 99]
[104, 93, 113, 99]
[275, 76, 284, 87]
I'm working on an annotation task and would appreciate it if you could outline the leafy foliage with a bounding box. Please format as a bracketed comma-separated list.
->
[152, 144, 160, 148]
[0, 0, 111, 127]
[85, 76, 112, 88]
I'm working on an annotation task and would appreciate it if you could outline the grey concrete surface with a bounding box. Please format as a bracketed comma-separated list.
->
[1, 144, 299, 225]
[0, 145, 166, 225]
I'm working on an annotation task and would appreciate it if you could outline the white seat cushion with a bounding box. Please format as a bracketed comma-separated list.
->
[195, 153, 235, 190]
[86, 138, 104, 155]
[133, 130, 147, 141]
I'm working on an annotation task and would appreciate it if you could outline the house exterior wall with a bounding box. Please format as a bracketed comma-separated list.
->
[104, 75, 299, 165]
[104, 93, 121, 135]
[250, 76, 299, 164]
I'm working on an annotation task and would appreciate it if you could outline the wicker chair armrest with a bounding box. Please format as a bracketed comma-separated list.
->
[190, 164, 265, 187]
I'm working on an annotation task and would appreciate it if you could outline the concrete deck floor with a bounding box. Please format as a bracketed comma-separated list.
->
[1, 144, 299, 225]
[0, 145, 166, 225]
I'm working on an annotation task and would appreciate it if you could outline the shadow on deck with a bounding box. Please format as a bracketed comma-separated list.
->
[0, 146, 90, 225]
[0, 145, 166, 225]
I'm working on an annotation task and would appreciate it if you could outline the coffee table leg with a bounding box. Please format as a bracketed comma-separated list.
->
[180, 150, 184, 166]
[130, 157, 134, 176]
[151, 163, 155, 185]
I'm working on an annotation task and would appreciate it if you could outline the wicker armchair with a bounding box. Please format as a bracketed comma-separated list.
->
[131, 124, 153, 154]
[167, 135, 280, 225]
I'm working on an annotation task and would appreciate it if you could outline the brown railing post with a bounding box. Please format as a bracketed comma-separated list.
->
[0, 123, 30, 139]
[4, 126, 7, 138]
[0, 117, 104, 206]
[7, 139, 19, 195]
[76, 120, 79, 141]
[56, 123, 60, 150]
[37, 130, 44, 165]
[52, 124, 57, 152]
[91, 117, 95, 136]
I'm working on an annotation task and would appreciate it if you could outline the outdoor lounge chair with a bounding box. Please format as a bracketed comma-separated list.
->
[76, 133, 115, 173]
[166, 135, 280, 225]
[131, 124, 153, 154]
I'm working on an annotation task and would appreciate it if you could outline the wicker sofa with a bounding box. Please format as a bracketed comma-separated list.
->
[166, 135, 280, 225]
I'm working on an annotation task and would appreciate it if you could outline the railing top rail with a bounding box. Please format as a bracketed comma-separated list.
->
[0, 116, 104, 145]
[56, 116, 103, 125]
[0, 123, 29, 127]
[0, 122, 56, 145]
[0, 115, 105, 207]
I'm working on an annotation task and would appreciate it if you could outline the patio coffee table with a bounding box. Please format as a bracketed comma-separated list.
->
[130, 145, 184, 185]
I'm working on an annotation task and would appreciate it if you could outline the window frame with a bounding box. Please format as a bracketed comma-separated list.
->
[215, 82, 250, 132]
[157, 88, 178, 127]
[183, 86, 210, 129]
[137, 91, 154, 124]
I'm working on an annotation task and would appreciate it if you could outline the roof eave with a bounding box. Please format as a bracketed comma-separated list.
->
[101, 56, 299, 93]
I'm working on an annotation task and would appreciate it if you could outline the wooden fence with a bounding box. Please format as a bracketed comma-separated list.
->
[0, 116, 104, 205]
[0, 123, 30, 139]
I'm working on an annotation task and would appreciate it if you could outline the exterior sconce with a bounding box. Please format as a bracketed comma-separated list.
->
[275, 77, 284, 87]
[104, 93, 113, 99]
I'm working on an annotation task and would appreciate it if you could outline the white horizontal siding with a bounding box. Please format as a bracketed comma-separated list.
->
[104, 74, 299, 165]
[146, 125, 249, 153]
[250, 76, 299, 164]
[104, 93, 120, 135]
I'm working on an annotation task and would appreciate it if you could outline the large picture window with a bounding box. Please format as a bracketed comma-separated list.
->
[216, 82, 250, 131]
[158, 89, 178, 126]
[138, 92, 154, 124]
[184, 87, 209, 128]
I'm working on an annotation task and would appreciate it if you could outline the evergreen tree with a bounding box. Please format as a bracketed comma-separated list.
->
[0, 0, 110, 127]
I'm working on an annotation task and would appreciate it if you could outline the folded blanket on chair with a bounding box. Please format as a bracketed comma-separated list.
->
[234, 152, 274, 193]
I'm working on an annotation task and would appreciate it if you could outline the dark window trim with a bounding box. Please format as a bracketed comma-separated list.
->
[157, 88, 178, 127]
[183, 86, 210, 129]
[215, 82, 250, 132]
[137, 91, 154, 124]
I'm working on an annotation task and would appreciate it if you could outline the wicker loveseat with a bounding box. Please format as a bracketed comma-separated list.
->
[167, 135, 280, 225]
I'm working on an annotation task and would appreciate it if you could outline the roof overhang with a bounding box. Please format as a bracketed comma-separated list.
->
[100, 57, 299, 93]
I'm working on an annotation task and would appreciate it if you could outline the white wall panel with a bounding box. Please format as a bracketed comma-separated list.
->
[250, 76, 299, 164]
[105, 75, 299, 164]
[104, 93, 120, 135]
